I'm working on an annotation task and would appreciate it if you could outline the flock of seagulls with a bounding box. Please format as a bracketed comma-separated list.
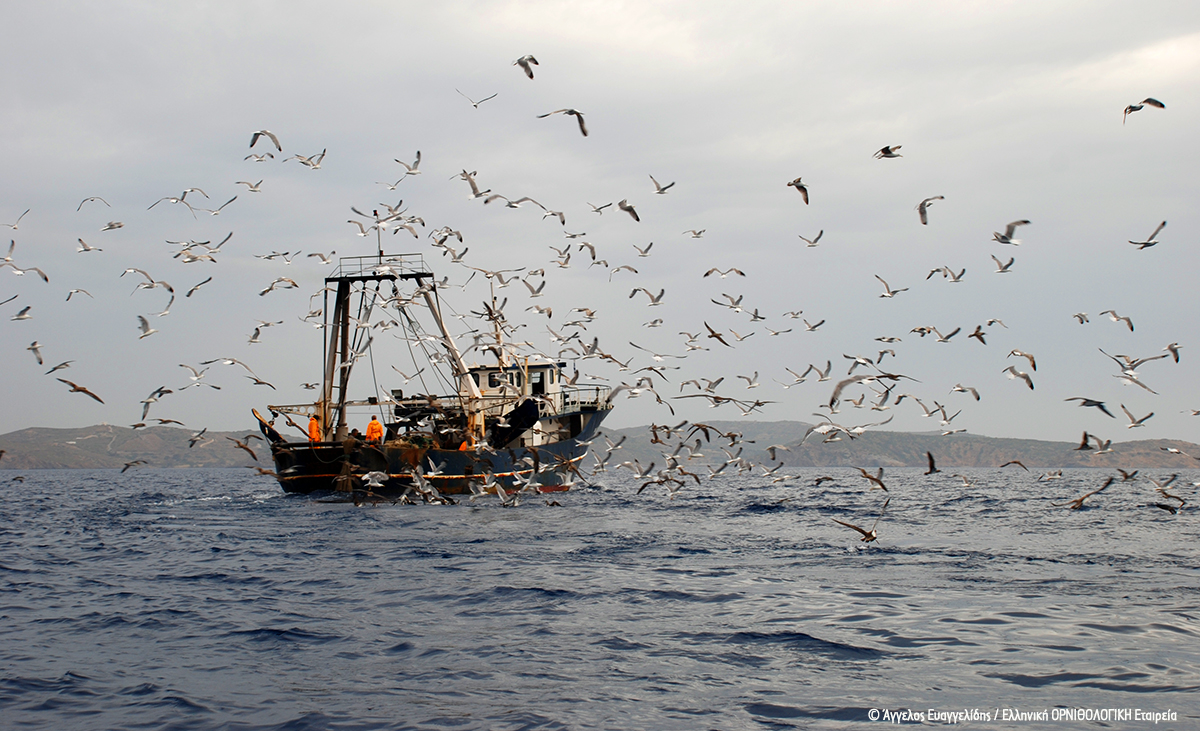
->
[0, 53, 1192, 536]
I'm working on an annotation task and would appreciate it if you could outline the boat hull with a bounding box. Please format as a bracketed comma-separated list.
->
[270, 408, 609, 496]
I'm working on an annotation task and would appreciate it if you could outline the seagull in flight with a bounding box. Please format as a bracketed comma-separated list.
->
[992, 220, 1030, 245]
[1003, 366, 1034, 390]
[58, 378, 104, 404]
[618, 199, 639, 222]
[136, 315, 158, 339]
[514, 54, 538, 79]
[1120, 404, 1153, 428]
[703, 268, 744, 279]
[1008, 349, 1037, 371]
[875, 275, 908, 298]
[3, 209, 30, 229]
[786, 177, 809, 204]
[1123, 97, 1164, 124]
[77, 197, 110, 211]
[916, 196, 943, 225]
[649, 175, 675, 194]
[394, 150, 421, 176]
[798, 230, 823, 247]
[629, 287, 664, 305]
[1100, 309, 1134, 331]
[456, 89, 497, 108]
[537, 109, 588, 136]
[249, 130, 282, 151]
[1065, 397, 1115, 418]
[873, 145, 902, 159]
[855, 467, 888, 491]
[1129, 221, 1166, 249]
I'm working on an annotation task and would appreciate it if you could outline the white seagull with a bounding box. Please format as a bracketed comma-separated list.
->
[537, 109, 588, 137]
[514, 55, 538, 79]
[249, 130, 282, 151]
[992, 220, 1030, 245]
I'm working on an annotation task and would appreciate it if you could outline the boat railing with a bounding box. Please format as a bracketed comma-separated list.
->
[328, 253, 430, 280]
[267, 384, 612, 433]
[559, 385, 612, 414]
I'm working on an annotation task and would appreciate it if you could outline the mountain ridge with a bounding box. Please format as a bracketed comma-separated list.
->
[1, 421, 1198, 471]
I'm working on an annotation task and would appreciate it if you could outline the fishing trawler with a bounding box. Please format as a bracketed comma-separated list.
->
[255, 253, 613, 498]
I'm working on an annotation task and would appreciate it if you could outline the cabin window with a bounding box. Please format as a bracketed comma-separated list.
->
[471, 373, 480, 386]
[530, 370, 545, 395]
[488, 372, 503, 388]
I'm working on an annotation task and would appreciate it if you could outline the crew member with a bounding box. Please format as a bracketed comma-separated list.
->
[308, 415, 321, 444]
[365, 415, 384, 444]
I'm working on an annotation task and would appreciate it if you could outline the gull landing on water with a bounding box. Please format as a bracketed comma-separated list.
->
[1054, 477, 1115, 510]
[833, 498, 890, 543]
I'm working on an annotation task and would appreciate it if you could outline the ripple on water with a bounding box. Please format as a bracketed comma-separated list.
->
[2, 467, 1199, 729]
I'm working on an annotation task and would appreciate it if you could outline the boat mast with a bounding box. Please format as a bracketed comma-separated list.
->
[321, 278, 353, 440]
[420, 284, 485, 441]
[318, 253, 427, 441]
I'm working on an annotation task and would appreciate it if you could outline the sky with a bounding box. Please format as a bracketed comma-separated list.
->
[2, 1, 1199, 444]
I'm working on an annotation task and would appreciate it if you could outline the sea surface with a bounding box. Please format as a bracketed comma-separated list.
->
[1, 467, 1197, 730]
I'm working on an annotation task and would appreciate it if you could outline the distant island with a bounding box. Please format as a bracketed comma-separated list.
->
[2, 422, 1199, 470]
[0, 424, 270, 470]
[595, 421, 1200, 470]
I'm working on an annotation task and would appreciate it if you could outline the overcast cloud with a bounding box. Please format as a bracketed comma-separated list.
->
[2, 1, 1198, 444]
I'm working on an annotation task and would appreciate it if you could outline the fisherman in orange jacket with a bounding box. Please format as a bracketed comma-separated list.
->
[308, 415, 321, 444]
[365, 415, 384, 444]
